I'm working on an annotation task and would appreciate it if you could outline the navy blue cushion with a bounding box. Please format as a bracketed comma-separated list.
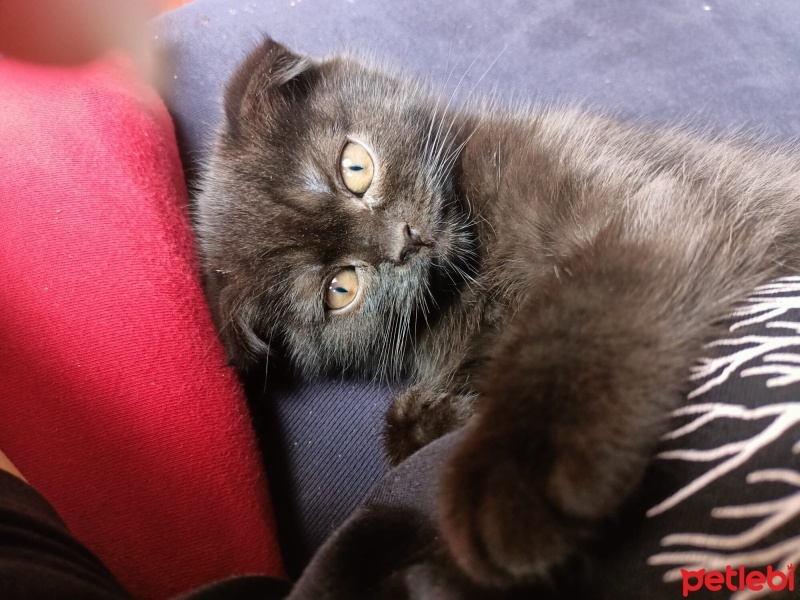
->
[154, 0, 800, 576]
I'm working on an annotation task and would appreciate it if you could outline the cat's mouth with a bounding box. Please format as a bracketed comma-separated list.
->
[394, 243, 435, 272]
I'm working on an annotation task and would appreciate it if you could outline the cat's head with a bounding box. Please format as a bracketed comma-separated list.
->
[195, 38, 476, 378]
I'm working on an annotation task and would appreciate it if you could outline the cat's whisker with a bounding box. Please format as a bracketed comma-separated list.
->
[438, 256, 468, 290]
[392, 304, 406, 379]
[261, 328, 275, 395]
[389, 306, 404, 380]
[430, 47, 507, 182]
[431, 104, 478, 176]
[376, 308, 395, 381]
[402, 305, 412, 374]
[420, 273, 440, 314]
[438, 110, 490, 184]
[424, 55, 462, 161]
[397, 305, 412, 377]
[428, 51, 483, 168]
[463, 44, 508, 111]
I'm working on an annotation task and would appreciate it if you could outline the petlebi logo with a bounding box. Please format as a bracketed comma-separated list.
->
[681, 565, 795, 597]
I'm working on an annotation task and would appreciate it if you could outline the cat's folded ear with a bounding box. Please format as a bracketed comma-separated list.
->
[224, 37, 318, 133]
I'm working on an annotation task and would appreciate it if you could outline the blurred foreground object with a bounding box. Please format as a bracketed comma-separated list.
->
[0, 52, 283, 598]
[0, 0, 155, 65]
[0, 449, 26, 483]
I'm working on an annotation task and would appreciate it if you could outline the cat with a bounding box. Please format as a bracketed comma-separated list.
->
[193, 37, 800, 588]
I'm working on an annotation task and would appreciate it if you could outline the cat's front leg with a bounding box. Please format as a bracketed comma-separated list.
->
[438, 240, 727, 587]
[384, 383, 476, 466]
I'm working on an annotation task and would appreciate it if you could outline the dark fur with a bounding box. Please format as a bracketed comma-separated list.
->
[194, 39, 800, 588]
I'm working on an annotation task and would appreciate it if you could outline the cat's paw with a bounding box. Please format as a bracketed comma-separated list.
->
[438, 421, 595, 588]
[383, 386, 474, 466]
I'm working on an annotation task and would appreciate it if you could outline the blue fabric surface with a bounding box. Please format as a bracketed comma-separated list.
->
[154, 0, 800, 574]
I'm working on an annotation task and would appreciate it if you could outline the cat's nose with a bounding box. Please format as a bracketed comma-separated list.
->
[396, 223, 435, 263]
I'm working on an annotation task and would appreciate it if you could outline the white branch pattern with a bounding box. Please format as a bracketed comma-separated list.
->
[648, 403, 800, 517]
[647, 277, 800, 598]
[648, 469, 800, 600]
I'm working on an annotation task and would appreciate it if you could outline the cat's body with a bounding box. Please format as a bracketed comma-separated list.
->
[194, 39, 800, 588]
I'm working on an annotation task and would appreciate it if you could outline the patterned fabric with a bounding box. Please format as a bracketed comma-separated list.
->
[646, 277, 800, 598]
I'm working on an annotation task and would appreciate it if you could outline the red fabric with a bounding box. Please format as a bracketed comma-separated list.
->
[0, 57, 284, 598]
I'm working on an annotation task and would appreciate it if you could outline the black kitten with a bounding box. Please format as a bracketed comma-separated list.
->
[194, 38, 800, 588]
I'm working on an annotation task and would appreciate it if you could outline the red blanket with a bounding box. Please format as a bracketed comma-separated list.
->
[0, 56, 283, 598]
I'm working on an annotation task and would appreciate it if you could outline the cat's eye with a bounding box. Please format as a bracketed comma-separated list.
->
[325, 267, 360, 311]
[340, 141, 374, 195]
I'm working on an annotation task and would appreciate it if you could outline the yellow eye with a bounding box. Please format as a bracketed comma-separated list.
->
[325, 268, 359, 310]
[340, 141, 374, 195]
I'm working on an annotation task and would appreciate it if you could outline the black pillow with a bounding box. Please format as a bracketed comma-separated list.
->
[280, 277, 800, 599]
